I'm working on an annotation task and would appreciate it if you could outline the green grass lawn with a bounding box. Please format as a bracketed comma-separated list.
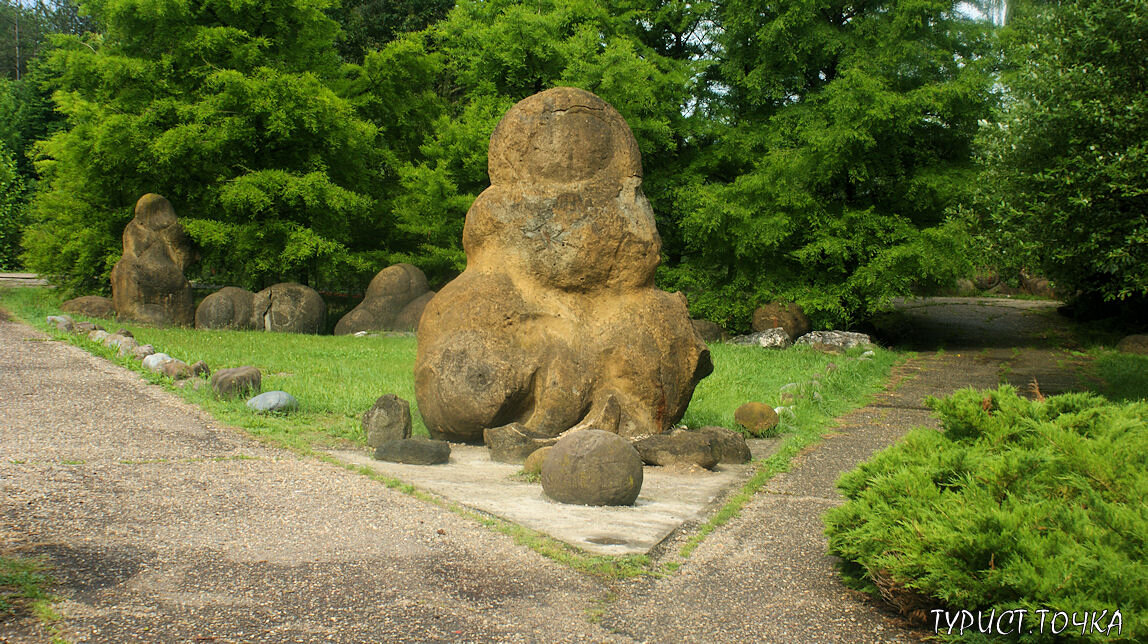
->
[1, 286, 900, 454]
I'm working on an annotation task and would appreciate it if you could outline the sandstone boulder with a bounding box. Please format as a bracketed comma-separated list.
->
[691, 319, 727, 344]
[415, 87, 711, 444]
[541, 429, 643, 506]
[252, 283, 326, 334]
[697, 426, 752, 464]
[484, 423, 559, 464]
[211, 366, 262, 398]
[362, 394, 413, 448]
[335, 264, 434, 335]
[1116, 334, 1148, 355]
[160, 359, 193, 380]
[61, 296, 116, 319]
[374, 438, 451, 465]
[752, 302, 811, 340]
[73, 321, 100, 334]
[110, 194, 196, 326]
[734, 402, 779, 436]
[523, 446, 551, 475]
[633, 430, 718, 469]
[195, 287, 258, 330]
[190, 360, 210, 378]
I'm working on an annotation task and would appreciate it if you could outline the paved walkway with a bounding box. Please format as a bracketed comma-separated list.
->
[1, 299, 1086, 642]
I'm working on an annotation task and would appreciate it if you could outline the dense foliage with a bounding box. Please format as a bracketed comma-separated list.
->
[976, 0, 1148, 310]
[21, 0, 382, 294]
[0, 140, 25, 269]
[14, 0, 1104, 330]
[825, 386, 1147, 642]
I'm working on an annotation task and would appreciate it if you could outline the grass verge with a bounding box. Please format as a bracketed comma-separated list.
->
[0, 553, 55, 619]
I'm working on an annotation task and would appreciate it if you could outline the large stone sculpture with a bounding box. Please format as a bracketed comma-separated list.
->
[110, 194, 196, 326]
[415, 87, 712, 443]
[195, 283, 326, 333]
[334, 263, 434, 335]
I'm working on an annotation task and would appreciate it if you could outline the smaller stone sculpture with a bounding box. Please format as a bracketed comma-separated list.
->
[110, 194, 196, 326]
[335, 264, 434, 335]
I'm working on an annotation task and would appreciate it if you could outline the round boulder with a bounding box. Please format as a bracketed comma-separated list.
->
[61, 295, 116, 319]
[752, 302, 811, 340]
[253, 283, 326, 334]
[195, 287, 258, 330]
[734, 402, 779, 436]
[334, 264, 432, 335]
[541, 429, 643, 506]
[1115, 334, 1148, 355]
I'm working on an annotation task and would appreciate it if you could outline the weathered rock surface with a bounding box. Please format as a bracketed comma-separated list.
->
[362, 394, 413, 448]
[211, 366, 262, 398]
[110, 194, 196, 326]
[523, 446, 551, 475]
[633, 430, 718, 469]
[335, 264, 434, 335]
[190, 360, 210, 378]
[483, 423, 559, 464]
[46, 315, 73, 332]
[697, 426, 752, 464]
[734, 402, 779, 436]
[160, 359, 192, 380]
[247, 390, 299, 413]
[691, 319, 727, 344]
[541, 429, 643, 506]
[61, 296, 116, 319]
[729, 328, 793, 349]
[132, 344, 155, 360]
[88, 330, 110, 344]
[73, 321, 100, 334]
[415, 87, 711, 444]
[795, 330, 873, 350]
[195, 286, 259, 330]
[252, 283, 326, 334]
[373, 438, 451, 465]
[1116, 334, 1148, 355]
[752, 302, 811, 339]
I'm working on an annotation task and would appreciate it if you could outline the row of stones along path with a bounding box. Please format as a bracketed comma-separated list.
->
[1, 298, 1089, 643]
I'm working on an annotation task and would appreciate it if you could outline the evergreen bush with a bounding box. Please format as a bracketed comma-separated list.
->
[825, 386, 1146, 642]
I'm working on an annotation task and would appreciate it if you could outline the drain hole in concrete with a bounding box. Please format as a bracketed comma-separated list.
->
[587, 536, 628, 546]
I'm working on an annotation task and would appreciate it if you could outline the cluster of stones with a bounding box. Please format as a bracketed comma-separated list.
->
[724, 301, 875, 352]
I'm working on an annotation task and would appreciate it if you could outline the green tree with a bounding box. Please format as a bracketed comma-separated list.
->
[22, 0, 382, 294]
[326, 0, 455, 63]
[978, 0, 1148, 311]
[351, 0, 702, 284]
[665, 0, 997, 329]
[0, 139, 26, 269]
